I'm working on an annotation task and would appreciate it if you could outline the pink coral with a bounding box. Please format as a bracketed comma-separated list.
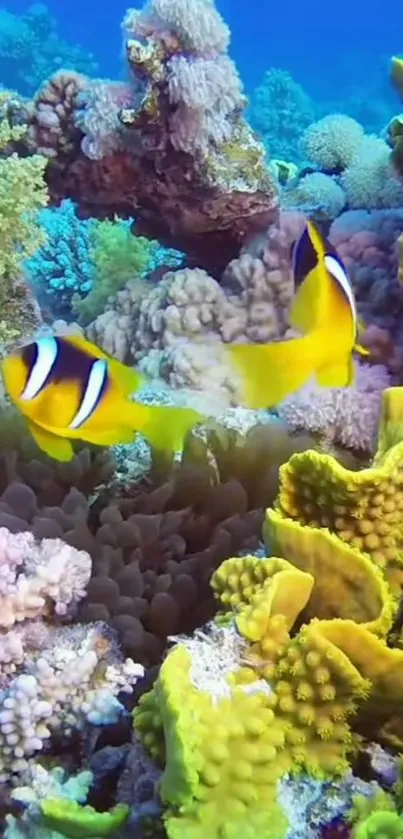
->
[26, 70, 87, 159]
[0, 528, 144, 780]
[123, 0, 230, 56]
[277, 361, 390, 454]
[0, 528, 91, 628]
[75, 79, 135, 160]
[329, 209, 403, 336]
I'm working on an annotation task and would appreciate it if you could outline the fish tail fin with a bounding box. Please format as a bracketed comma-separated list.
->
[226, 332, 321, 409]
[316, 352, 356, 388]
[131, 403, 205, 454]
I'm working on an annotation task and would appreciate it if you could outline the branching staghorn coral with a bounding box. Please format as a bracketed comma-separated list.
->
[250, 68, 315, 163]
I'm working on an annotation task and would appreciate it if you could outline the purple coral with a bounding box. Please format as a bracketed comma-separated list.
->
[277, 362, 390, 454]
[75, 79, 135, 160]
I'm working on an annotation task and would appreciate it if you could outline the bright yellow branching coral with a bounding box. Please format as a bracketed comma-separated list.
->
[0, 92, 48, 287]
[265, 510, 396, 637]
[275, 440, 403, 588]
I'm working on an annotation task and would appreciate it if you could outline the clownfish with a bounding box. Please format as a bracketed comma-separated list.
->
[225, 220, 368, 410]
[0, 333, 204, 462]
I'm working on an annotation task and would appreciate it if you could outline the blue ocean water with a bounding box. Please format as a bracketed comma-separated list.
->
[4, 0, 402, 111]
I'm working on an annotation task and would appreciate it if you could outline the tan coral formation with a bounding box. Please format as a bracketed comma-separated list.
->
[86, 212, 302, 402]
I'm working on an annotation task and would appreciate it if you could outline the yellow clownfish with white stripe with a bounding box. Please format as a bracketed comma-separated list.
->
[225, 220, 368, 409]
[0, 333, 204, 462]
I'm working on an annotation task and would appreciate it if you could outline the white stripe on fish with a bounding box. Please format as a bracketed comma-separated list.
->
[324, 254, 357, 327]
[20, 337, 58, 401]
[69, 358, 108, 429]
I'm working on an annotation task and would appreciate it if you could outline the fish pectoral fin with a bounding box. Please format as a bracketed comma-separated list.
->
[140, 405, 204, 453]
[316, 357, 355, 388]
[28, 420, 75, 462]
[79, 426, 138, 446]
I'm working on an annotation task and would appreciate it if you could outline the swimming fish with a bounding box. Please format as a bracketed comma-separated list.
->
[226, 220, 368, 409]
[0, 333, 204, 462]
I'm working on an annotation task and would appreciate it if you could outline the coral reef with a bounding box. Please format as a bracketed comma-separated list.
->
[329, 209, 403, 342]
[0, 4, 97, 95]
[72, 219, 156, 325]
[15, 0, 278, 273]
[302, 114, 364, 171]
[127, 395, 403, 836]
[285, 112, 403, 217]
[2, 6, 403, 838]
[25, 199, 96, 321]
[76, 421, 315, 665]
[276, 362, 390, 456]
[249, 68, 315, 163]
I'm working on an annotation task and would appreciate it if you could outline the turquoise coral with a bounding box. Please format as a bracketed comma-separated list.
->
[26, 199, 95, 319]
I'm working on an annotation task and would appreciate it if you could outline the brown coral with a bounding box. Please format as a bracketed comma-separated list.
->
[16, 1, 278, 273]
[26, 70, 87, 160]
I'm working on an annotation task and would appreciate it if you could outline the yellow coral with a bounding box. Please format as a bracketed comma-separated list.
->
[211, 555, 313, 639]
[135, 645, 288, 839]
[211, 556, 371, 777]
[276, 443, 403, 588]
[375, 387, 403, 463]
[265, 509, 395, 637]
[317, 620, 403, 739]
[0, 93, 48, 289]
[271, 618, 370, 778]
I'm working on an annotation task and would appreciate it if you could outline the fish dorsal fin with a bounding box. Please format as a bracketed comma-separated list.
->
[59, 333, 144, 396]
[290, 222, 330, 333]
